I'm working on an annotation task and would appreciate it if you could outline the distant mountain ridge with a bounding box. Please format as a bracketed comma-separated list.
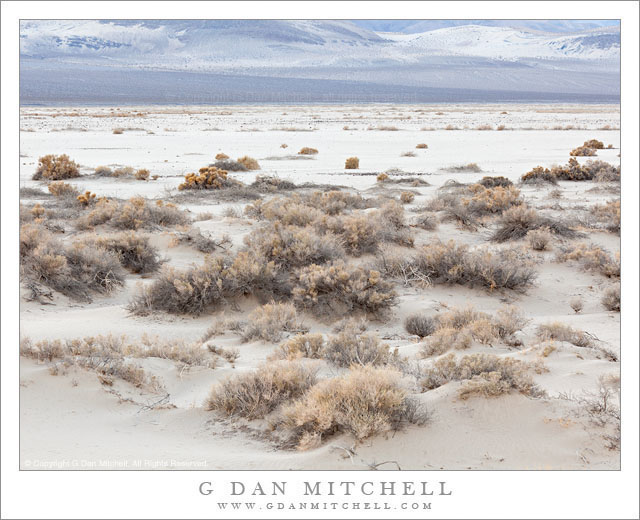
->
[19, 20, 620, 104]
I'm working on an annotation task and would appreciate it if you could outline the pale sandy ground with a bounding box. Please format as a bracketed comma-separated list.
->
[19, 104, 620, 470]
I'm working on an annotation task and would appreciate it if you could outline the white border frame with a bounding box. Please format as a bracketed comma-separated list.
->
[2, 2, 638, 518]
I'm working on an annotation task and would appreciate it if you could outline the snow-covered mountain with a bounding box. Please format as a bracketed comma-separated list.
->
[19, 20, 620, 103]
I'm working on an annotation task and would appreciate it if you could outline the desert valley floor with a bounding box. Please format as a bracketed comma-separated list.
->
[18, 104, 621, 470]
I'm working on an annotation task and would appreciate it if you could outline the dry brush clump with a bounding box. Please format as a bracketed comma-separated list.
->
[237, 156, 261, 170]
[48, 181, 79, 198]
[206, 361, 317, 420]
[404, 314, 436, 338]
[274, 365, 427, 450]
[400, 191, 415, 204]
[178, 167, 238, 190]
[242, 302, 307, 343]
[322, 319, 395, 367]
[298, 147, 318, 155]
[557, 243, 620, 278]
[441, 163, 482, 173]
[522, 158, 619, 184]
[416, 143, 428, 149]
[381, 240, 537, 292]
[427, 183, 522, 230]
[421, 352, 544, 399]
[570, 146, 597, 157]
[213, 159, 248, 171]
[76, 197, 190, 230]
[345, 157, 359, 169]
[601, 285, 620, 312]
[272, 333, 325, 361]
[591, 200, 620, 233]
[420, 305, 528, 357]
[91, 231, 163, 274]
[33, 154, 80, 181]
[172, 228, 231, 253]
[20, 335, 161, 390]
[536, 322, 617, 361]
[292, 262, 396, 317]
[526, 227, 553, 251]
[243, 221, 345, 269]
[491, 205, 577, 242]
[478, 176, 513, 188]
[20, 223, 125, 301]
[215, 152, 229, 160]
[129, 252, 285, 316]
[520, 166, 558, 185]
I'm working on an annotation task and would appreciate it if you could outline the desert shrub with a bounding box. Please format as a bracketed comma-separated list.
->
[244, 222, 344, 269]
[280, 143, 288, 148]
[377, 173, 389, 182]
[242, 302, 306, 343]
[33, 154, 80, 181]
[536, 322, 593, 348]
[245, 197, 323, 226]
[237, 156, 260, 170]
[323, 319, 394, 367]
[315, 201, 413, 255]
[401, 151, 417, 157]
[178, 166, 237, 190]
[520, 166, 558, 185]
[113, 128, 124, 134]
[113, 166, 134, 177]
[537, 322, 617, 361]
[19, 334, 167, 389]
[206, 361, 317, 420]
[135, 168, 150, 181]
[413, 212, 438, 231]
[461, 184, 521, 215]
[273, 334, 325, 360]
[92, 232, 162, 274]
[48, 181, 79, 197]
[418, 305, 517, 357]
[478, 176, 513, 188]
[442, 163, 482, 173]
[172, 227, 230, 253]
[601, 285, 620, 312]
[584, 160, 620, 182]
[76, 191, 97, 206]
[591, 200, 620, 233]
[298, 147, 318, 155]
[400, 191, 415, 204]
[569, 297, 584, 314]
[583, 139, 604, 149]
[129, 257, 230, 315]
[345, 157, 359, 169]
[557, 243, 620, 278]
[250, 175, 296, 192]
[215, 152, 229, 160]
[491, 205, 576, 242]
[114, 198, 190, 229]
[416, 143, 428, 149]
[526, 227, 553, 251]
[404, 314, 436, 337]
[213, 159, 247, 171]
[20, 224, 125, 301]
[292, 262, 396, 317]
[94, 166, 113, 177]
[570, 146, 597, 157]
[385, 240, 537, 291]
[551, 158, 594, 181]
[421, 353, 543, 399]
[275, 365, 425, 449]
[129, 252, 284, 315]
[304, 190, 373, 214]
